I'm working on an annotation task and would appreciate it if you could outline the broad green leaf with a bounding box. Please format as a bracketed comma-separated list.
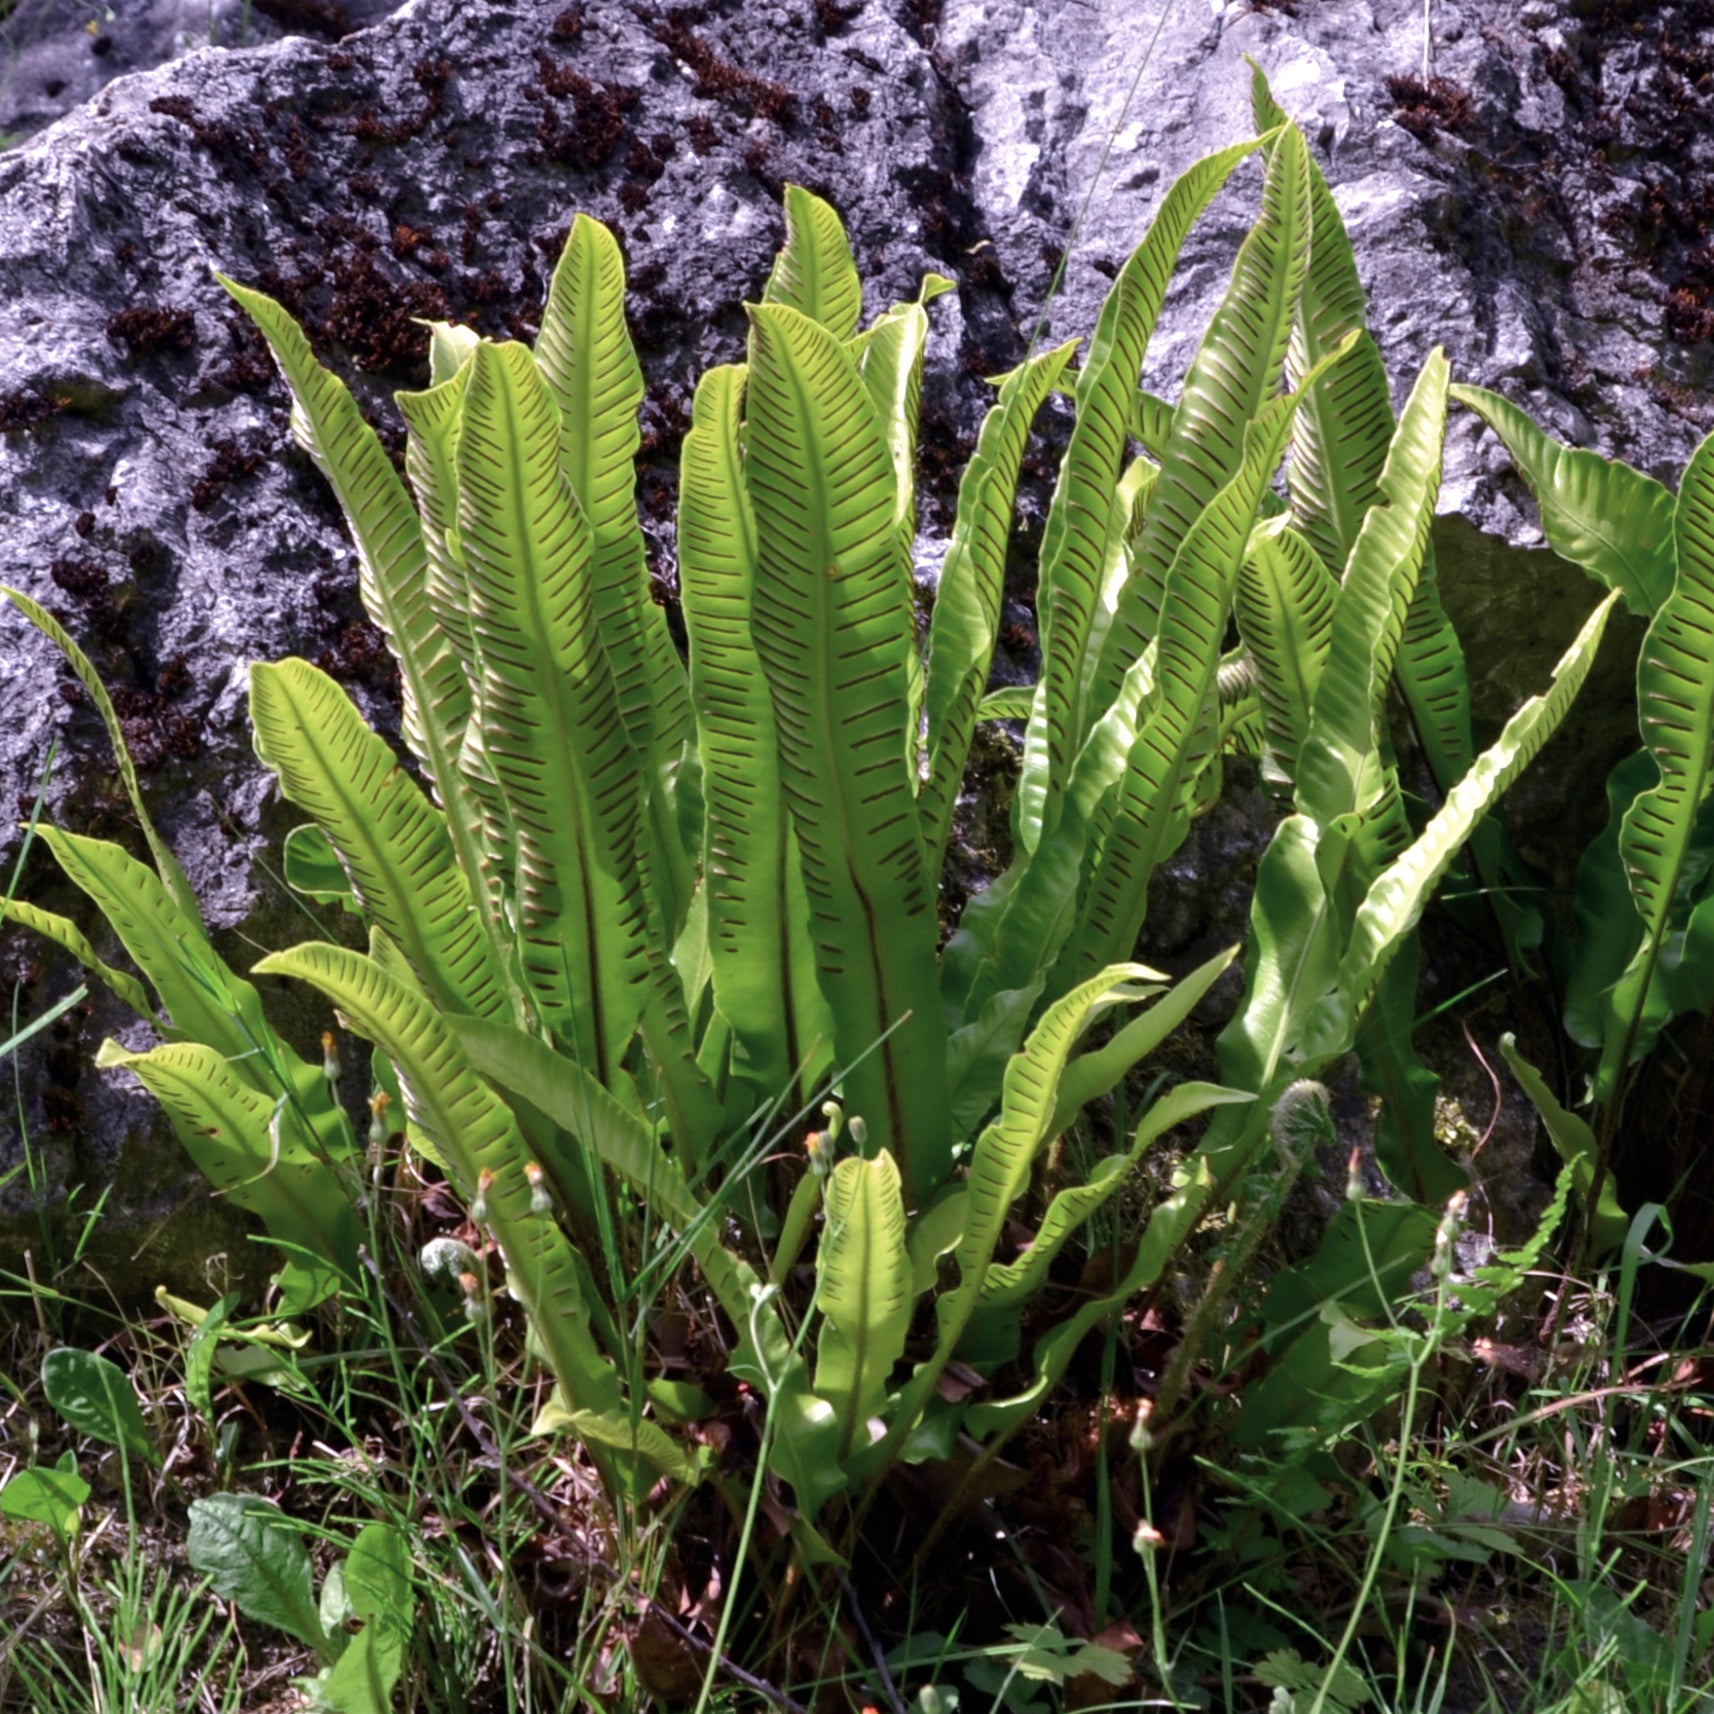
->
[1256, 1200, 1437, 1353]
[37, 829, 351, 1185]
[981, 1080, 1249, 1309]
[250, 658, 507, 1020]
[1498, 1034, 1628, 1255]
[744, 301, 950, 1202]
[1058, 384, 1318, 985]
[1048, 943, 1239, 1133]
[962, 1156, 1213, 1444]
[925, 339, 1069, 863]
[814, 1151, 911, 1457]
[1619, 429, 1714, 945]
[342, 1523, 413, 1632]
[1565, 749, 1651, 1051]
[886, 965, 1158, 1447]
[312, 1629, 397, 1714]
[0, 1464, 88, 1543]
[450, 1009, 843, 1510]
[0, 897, 154, 1019]
[678, 363, 832, 1096]
[187, 1494, 332, 1662]
[181, 1290, 242, 1427]
[974, 685, 1037, 722]
[219, 278, 470, 800]
[1197, 816, 1337, 1184]
[254, 942, 689, 1480]
[1313, 590, 1621, 1051]
[0, 587, 196, 914]
[282, 824, 359, 913]
[1295, 350, 1450, 825]
[1088, 124, 1311, 731]
[1017, 137, 1262, 848]
[96, 1039, 360, 1293]
[1452, 383, 1676, 616]
[535, 215, 694, 933]
[1235, 518, 1337, 791]
[455, 339, 655, 1080]
[42, 1348, 156, 1465]
[763, 183, 863, 339]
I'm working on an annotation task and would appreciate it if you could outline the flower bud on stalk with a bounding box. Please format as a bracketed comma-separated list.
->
[1432, 1189, 1468, 1280]
[525, 1161, 552, 1216]
[470, 1167, 495, 1227]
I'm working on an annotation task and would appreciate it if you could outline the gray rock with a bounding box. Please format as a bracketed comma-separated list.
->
[0, 0, 406, 144]
[4, 0, 1712, 1292]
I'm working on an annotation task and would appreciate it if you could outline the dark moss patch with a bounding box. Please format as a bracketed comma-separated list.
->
[647, 11, 798, 124]
[1384, 74, 1475, 141]
[351, 57, 451, 144]
[550, 5, 584, 41]
[532, 59, 640, 168]
[251, 0, 354, 39]
[320, 248, 451, 371]
[106, 306, 197, 356]
[0, 387, 72, 433]
[190, 435, 273, 511]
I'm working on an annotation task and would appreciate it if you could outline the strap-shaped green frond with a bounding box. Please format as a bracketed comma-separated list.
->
[1233, 518, 1337, 789]
[981, 1081, 1247, 1309]
[1049, 943, 1239, 1132]
[219, 278, 470, 800]
[1058, 383, 1319, 985]
[1, 587, 196, 916]
[395, 365, 479, 723]
[455, 339, 655, 1079]
[1087, 124, 1311, 731]
[814, 1151, 911, 1457]
[679, 364, 832, 1096]
[1197, 815, 1337, 1183]
[1, 898, 156, 1021]
[41, 829, 278, 1078]
[744, 302, 950, 1200]
[962, 1157, 1213, 1445]
[882, 964, 1158, 1455]
[1497, 1034, 1629, 1256]
[98, 1039, 358, 1286]
[1016, 137, 1262, 850]
[254, 942, 690, 1477]
[1295, 350, 1450, 825]
[249, 658, 507, 1021]
[535, 216, 694, 933]
[1452, 383, 1676, 617]
[449, 1008, 842, 1507]
[1620, 430, 1714, 941]
[922, 343, 1076, 865]
[763, 184, 863, 340]
[1314, 590, 1620, 1049]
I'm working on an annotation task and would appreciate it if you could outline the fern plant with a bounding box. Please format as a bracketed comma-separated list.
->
[5, 100, 1611, 1531]
[1453, 383, 1714, 1253]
